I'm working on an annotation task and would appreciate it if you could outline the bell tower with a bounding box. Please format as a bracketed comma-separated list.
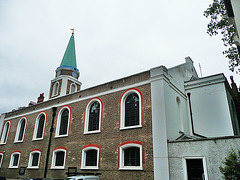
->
[49, 30, 82, 99]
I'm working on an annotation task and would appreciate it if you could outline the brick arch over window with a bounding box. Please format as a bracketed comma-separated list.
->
[55, 105, 71, 137]
[119, 88, 143, 130]
[0, 120, 11, 144]
[84, 97, 103, 134]
[33, 112, 47, 140]
[14, 117, 28, 143]
[119, 141, 143, 170]
[81, 144, 100, 170]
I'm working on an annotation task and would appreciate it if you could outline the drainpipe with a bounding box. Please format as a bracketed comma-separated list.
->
[44, 107, 57, 178]
[187, 93, 206, 138]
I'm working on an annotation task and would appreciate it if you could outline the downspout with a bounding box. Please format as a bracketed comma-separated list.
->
[44, 107, 57, 178]
[187, 93, 206, 138]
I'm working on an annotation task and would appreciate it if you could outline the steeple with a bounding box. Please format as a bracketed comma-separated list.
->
[49, 30, 82, 99]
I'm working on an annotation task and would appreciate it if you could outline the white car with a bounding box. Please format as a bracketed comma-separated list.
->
[67, 176, 99, 180]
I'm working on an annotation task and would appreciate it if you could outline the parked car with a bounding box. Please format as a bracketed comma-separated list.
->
[67, 176, 99, 180]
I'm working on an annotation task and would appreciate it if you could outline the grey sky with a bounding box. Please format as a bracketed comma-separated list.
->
[0, 0, 239, 114]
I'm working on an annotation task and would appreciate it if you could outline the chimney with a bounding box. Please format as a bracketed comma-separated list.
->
[37, 93, 45, 103]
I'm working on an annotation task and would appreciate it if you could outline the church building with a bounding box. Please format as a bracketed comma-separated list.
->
[0, 32, 240, 180]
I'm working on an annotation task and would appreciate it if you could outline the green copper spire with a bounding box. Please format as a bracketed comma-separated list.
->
[58, 33, 79, 71]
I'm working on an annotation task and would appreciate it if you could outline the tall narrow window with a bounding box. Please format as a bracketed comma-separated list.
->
[119, 141, 143, 170]
[0, 152, 4, 168]
[70, 83, 76, 94]
[55, 106, 71, 137]
[51, 147, 66, 169]
[33, 112, 46, 140]
[0, 121, 11, 144]
[120, 89, 142, 129]
[15, 117, 27, 143]
[28, 149, 41, 169]
[84, 98, 102, 134]
[52, 82, 59, 96]
[9, 151, 21, 168]
[81, 145, 100, 169]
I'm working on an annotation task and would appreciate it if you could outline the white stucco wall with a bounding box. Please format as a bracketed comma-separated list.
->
[168, 137, 240, 180]
[185, 76, 234, 137]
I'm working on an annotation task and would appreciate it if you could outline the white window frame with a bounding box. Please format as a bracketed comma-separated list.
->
[70, 83, 77, 94]
[0, 121, 11, 144]
[183, 156, 208, 180]
[120, 89, 142, 130]
[55, 106, 71, 138]
[27, 149, 41, 169]
[14, 117, 27, 143]
[84, 98, 102, 134]
[0, 152, 4, 168]
[52, 81, 59, 97]
[81, 146, 100, 170]
[119, 143, 143, 170]
[33, 112, 46, 141]
[51, 147, 67, 169]
[9, 151, 21, 169]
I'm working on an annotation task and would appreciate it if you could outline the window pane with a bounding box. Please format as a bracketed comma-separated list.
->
[124, 147, 140, 166]
[36, 115, 45, 138]
[0, 155, 2, 163]
[18, 119, 26, 141]
[88, 102, 100, 131]
[55, 151, 65, 166]
[31, 153, 39, 166]
[59, 109, 69, 135]
[125, 93, 139, 127]
[13, 154, 19, 166]
[186, 159, 204, 180]
[2, 122, 9, 143]
[86, 150, 97, 166]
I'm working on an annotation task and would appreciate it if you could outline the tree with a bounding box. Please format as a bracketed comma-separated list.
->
[204, 0, 240, 73]
[219, 149, 240, 179]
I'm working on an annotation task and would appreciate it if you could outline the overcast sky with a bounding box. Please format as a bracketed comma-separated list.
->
[0, 0, 239, 114]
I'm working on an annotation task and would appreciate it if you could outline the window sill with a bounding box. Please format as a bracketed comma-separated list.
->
[27, 166, 39, 169]
[0, 143, 6, 145]
[9, 166, 18, 169]
[119, 167, 143, 171]
[32, 138, 43, 141]
[81, 166, 99, 170]
[14, 140, 24, 144]
[55, 135, 68, 138]
[84, 130, 101, 135]
[120, 125, 142, 130]
[50, 166, 65, 170]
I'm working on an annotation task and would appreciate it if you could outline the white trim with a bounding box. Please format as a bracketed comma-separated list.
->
[0, 121, 10, 144]
[9, 152, 21, 168]
[32, 112, 46, 141]
[27, 150, 41, 169]
[51, 148, 66, 169]
[55, 106, 70, 138]
[81, 146, 99, 170]
[183, 156, 208, 180]
[0, 153, 4, 168]
[120, 89, 142, 129]
[84, 99, 102, 134]
[4, 80, 150, 121]
[14, 117, 27, 143]
[119, 143, 143, 170]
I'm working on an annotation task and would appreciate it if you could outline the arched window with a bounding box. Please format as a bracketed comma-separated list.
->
[52, 81, 59, 97]
[70, 83, 76, 94]
[0, 152, 4, 168]
[51, 147, 66, 169]
[120, 89, 142, 129]
[84, 98, 102, 134]
[14, 117, 27, 143]
[28, 149, 41, 169]
[9, 151, 21, 168]
[33, 112, 46, 140]
[0, 121, 11, 144]
[119, 141, 143, 170]
[81, 144, 100, 169]
[55, 106, 71, 137]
